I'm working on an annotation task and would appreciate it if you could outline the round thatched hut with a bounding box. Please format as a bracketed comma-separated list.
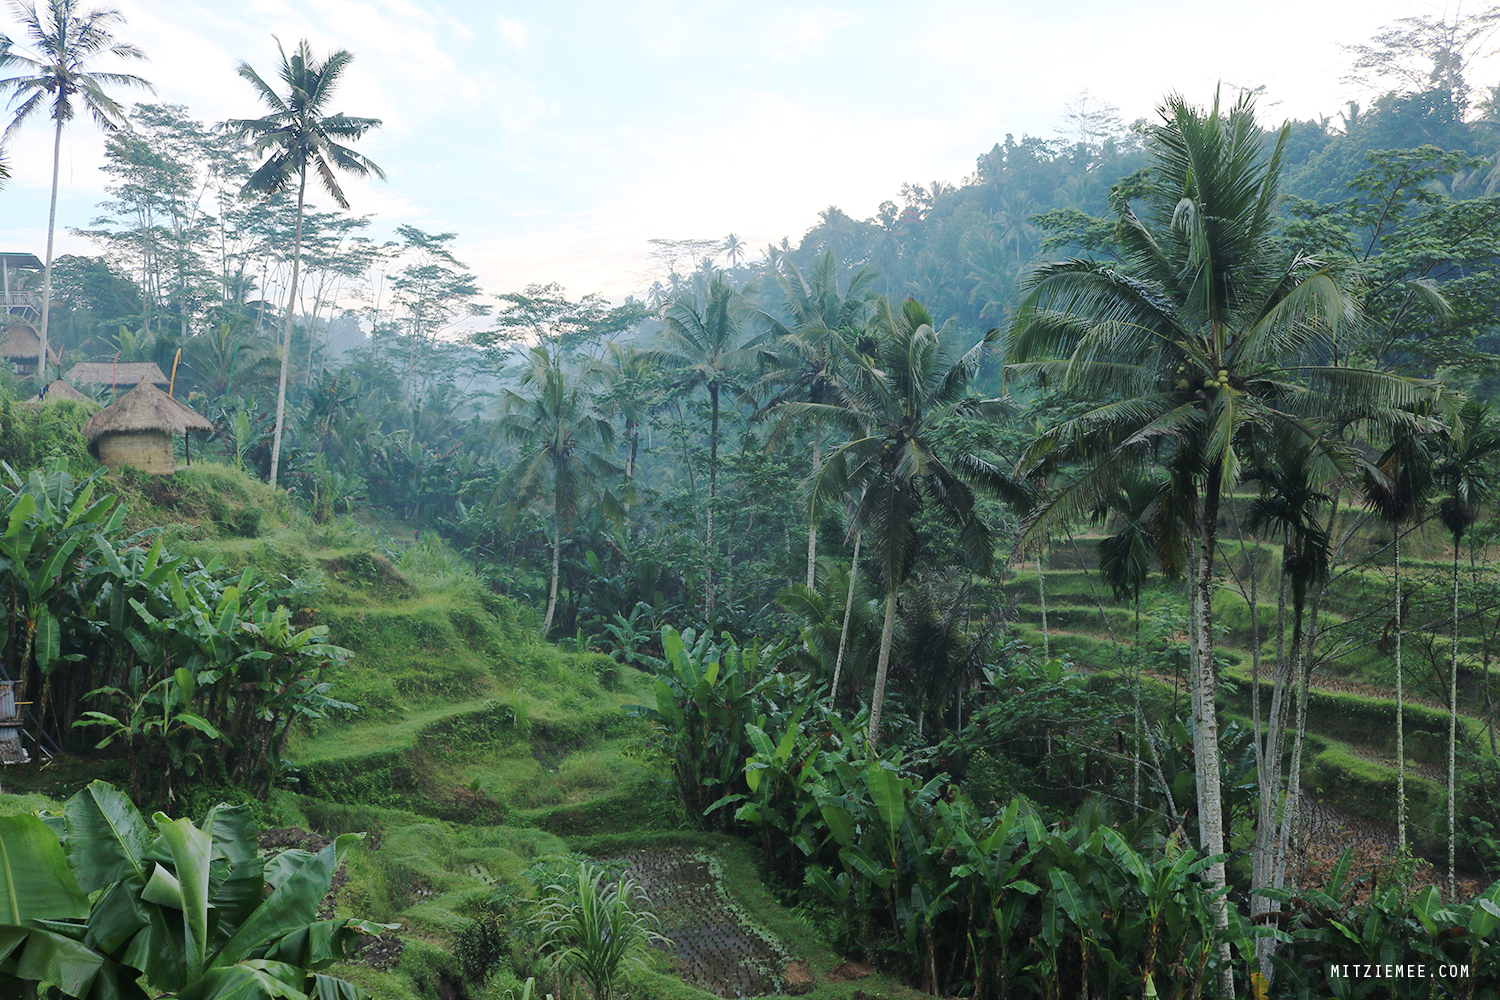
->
[1, 317, 60, 376]
[82, 379, 213, 474]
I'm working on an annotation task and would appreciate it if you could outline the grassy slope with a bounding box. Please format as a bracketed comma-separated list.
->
[0, 461, 913, 1000]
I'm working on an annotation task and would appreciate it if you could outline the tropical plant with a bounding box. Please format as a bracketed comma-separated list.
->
[535, 862, 666, 1000]
[1363, 419, 1437, 854]
[1435, 399, 1500, 895]
[655, 273, 761, 615]
[229, 37, 384, 489]
[751, 251, 878, 586]
[0, 0, 153, 382]
[0, 779, 390, 999]
[497, 346, 620, 632]
[1005, 89, 1443, 986]
[808, 296, 1018, 745]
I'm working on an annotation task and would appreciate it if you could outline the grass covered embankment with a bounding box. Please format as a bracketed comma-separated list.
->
[0, 460, 895, 1000]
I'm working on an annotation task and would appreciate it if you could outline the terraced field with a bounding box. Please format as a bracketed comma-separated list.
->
[1003, 506, 1500, 881]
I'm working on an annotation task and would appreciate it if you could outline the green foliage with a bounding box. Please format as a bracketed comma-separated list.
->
[623, 625, 791, 832]
[0, 780, 392, 999]
[535, 862, 666, 1000]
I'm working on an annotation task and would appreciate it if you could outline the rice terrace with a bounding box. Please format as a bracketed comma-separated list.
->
[2, 1, 1500, 998]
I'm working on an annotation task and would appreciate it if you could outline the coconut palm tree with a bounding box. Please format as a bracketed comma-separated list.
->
[229, 38, 383, 489]
[808, 296, 1020, 745]
[656, 273, 760, 616]
[1, 0, 152, 382]
[499, 347, 620, 633]
[1006, 89, 1441, 993]
[752, 251, 878, 586]
[1435, 400, 1500, 896]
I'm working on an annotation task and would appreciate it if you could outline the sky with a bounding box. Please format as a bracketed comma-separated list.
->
[0, 0, 1471, 307]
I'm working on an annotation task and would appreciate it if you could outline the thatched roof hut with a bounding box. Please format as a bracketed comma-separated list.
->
[1, 318, 60, 373]
[82, 379, 213, 475]
[66, 361, 169, 388]
[20, 380, 94, 407]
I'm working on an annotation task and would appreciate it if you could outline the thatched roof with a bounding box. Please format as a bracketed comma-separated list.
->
[1, 319, 60, 363]
[20, 380, 93, 406]
[82, 380, 213, 442]
[66, 361, 169, 386]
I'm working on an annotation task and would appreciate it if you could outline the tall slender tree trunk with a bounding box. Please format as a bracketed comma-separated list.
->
[832, 530, 861, 706]
[1396, 529, 1407, 852]
[807, 420, 821, 588]
[1190, 474, 1232, 999]
[544, 486, 561, 633]
[36, 117, 65, 383]
[705, 383, 720, 617]
[1037, 540, 1050, 664]
[1132, 592, 1142, 814]
[868, 587, 898, 747]
[1450, 538, 1460, 898]
[269, 169, 307, 489]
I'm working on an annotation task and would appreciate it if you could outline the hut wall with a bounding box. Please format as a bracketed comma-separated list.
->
[96, 430, 176, 475]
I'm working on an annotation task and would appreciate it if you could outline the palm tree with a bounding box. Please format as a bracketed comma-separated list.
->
[752, 251, 878, 586]
[229, 38, 383, 489]
[656, 273, 760, 616]
[808, 296, 1020, 745]
[1, 0, 152, 382]
[1435, 400, 1500, 896]
[1092, 470, 1183, 813]
[1006, 89, 1440, 992]
[1241, 438, 1333, 956]
[499, 347, 619, 633]
[1364, 421, 1437, 855]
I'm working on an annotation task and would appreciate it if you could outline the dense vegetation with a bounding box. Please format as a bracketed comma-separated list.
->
[5, 4, 1500, 999]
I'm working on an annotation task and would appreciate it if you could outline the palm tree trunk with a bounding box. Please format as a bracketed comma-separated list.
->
[1190, 475, 1232, 999]
[807, 419, 821, 588]
[1037, 540, 1050, 664]
[1132, 592, 1142, 815]
[1450, 538, 1460, 898]
[36, 116, 65, 384]
[269, 169, 307, 490]
[832, 530, 861, 706]
[1396, 528, 1407, 852]
[544, 487, 561, 633]
[869, 588, 897, 747]
[705, 383, 720, 617]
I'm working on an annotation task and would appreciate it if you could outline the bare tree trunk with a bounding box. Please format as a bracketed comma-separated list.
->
[544, 487, 561, 633]
[36, 117, 64, 384]
[807, 421, 821, 588]
[1396, 529, 1407, 852]
[1450, 538, 1460, 898]
[832, 530, 860, 706]
[269, 169, 307, 490]
[1037, 540, 1050, 664]
[1189, 476, 1232, 999]
[705, 383, 719, 617]
[869, 589, 897, 747]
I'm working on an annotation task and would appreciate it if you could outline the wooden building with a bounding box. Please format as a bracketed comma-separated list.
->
[81, 379, 213, 474]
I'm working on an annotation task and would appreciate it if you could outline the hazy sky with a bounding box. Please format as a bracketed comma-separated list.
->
[0, 0, 1465, 305]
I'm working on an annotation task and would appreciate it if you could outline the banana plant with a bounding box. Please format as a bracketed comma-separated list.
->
[0, 780, 392, 1000]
